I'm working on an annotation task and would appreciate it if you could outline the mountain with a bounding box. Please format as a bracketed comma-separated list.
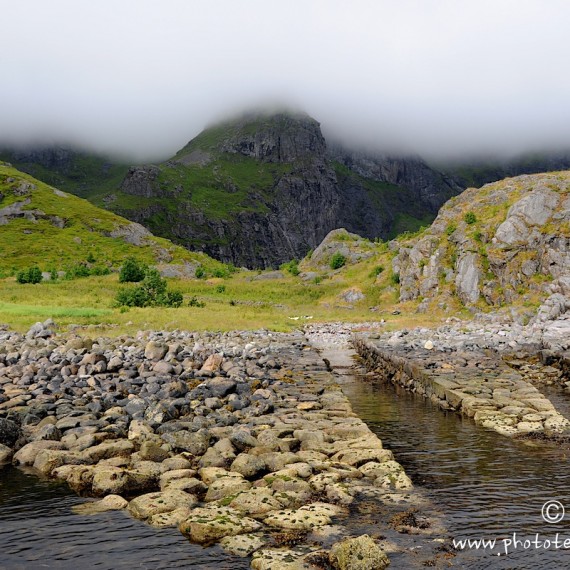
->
[93, 112, 464, 267]
[6, 111, 569, 269]
[0, 112, 462, 268]
[438, 152, 570, 189]
[0, 162, 225, 275]
[0, 147, 130, 200]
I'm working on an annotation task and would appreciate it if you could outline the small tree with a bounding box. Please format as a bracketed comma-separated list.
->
[464, 212, 477, 225]
[119, 257, 147, 283]
[330, 252, 347, 270]
[17, 266, 43, 284]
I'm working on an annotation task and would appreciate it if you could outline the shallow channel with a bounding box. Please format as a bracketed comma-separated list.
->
[326, 347, 570, 569]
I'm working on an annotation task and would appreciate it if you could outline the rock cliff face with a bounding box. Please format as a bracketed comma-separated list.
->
[114, 113, 344, 268]
[393, 172, 570, 317]
[109, 112, 462, 268]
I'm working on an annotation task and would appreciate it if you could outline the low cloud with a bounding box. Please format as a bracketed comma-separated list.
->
[1, 0, 569, 160]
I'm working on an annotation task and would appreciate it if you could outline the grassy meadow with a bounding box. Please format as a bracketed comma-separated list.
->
[0, 249, 457, 337]
[0, 161, 470, 337]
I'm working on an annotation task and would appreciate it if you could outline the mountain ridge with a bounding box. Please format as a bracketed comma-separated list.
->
[104, 111, 463, 267]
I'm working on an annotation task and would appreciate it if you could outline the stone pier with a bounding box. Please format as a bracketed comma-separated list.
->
[354, 335, 570, 438]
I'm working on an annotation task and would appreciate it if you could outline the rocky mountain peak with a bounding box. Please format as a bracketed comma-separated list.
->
[179, 110, 326, 164]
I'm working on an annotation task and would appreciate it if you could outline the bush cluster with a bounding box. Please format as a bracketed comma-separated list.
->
[280, 259, 300, 276]
[188, 295, 206, 308]
[119, 257, 148, 283]
[115, 268, 183, 308]
[65, 262, 110, 279]
[330, 252, 347, 270]
[16, 266, 43, 284]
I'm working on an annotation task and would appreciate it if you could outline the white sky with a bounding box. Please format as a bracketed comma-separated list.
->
[1, 0, 570, 160]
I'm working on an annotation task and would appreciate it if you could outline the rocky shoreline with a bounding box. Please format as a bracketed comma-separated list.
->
[0, 321, 447, 570]
[4, 316, 568, 567]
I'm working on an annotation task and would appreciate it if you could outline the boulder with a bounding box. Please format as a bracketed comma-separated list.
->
[329, 534, 390, 570]
[145, 341, 168, 361]
[263, 503, 342, 531]
[139, 441, 169, 462]
[72, 494, 128, 515]
[128, 490, 197, 520]
[161, 430, 210, 455]
[0, 418, 20, 447]
[220, 533, 266, 557]
[13, 440, 65, 466]
[230, 454, 267, 479]
[0, 443, 13, 463]
[201, 354, 224, 372]
[178, 506, 262, 543]
[204, 474, 251, 502]
[228, 487, 283, 518]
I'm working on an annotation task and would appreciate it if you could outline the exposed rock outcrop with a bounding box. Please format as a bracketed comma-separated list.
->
[393, 172, 570, 314]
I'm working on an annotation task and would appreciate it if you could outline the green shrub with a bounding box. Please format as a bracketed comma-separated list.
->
[390, 272, 400, 285]
[445, 223, 457, 236]
[115, 268, 183, 308]
[195, 265, 206, 279]
[90, 265, 111, 276]
[62, 262, 110, 280]
[119, 257, 147, 283]
[216, 264, 236, 278]
[188, 295, 206, 308]
[215, 284, 226, 293]
[330, 252, 347, 270]
[16, 266, 43, 284]
[280, 259, 300, 276]
[70, 263, 91, 278]
[474, 230, 483, 243]
[464, 211, 477, 224]
[162, 290, 184, 307]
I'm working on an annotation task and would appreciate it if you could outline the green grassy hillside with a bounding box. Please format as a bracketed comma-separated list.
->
[0, 162, 226, 275]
